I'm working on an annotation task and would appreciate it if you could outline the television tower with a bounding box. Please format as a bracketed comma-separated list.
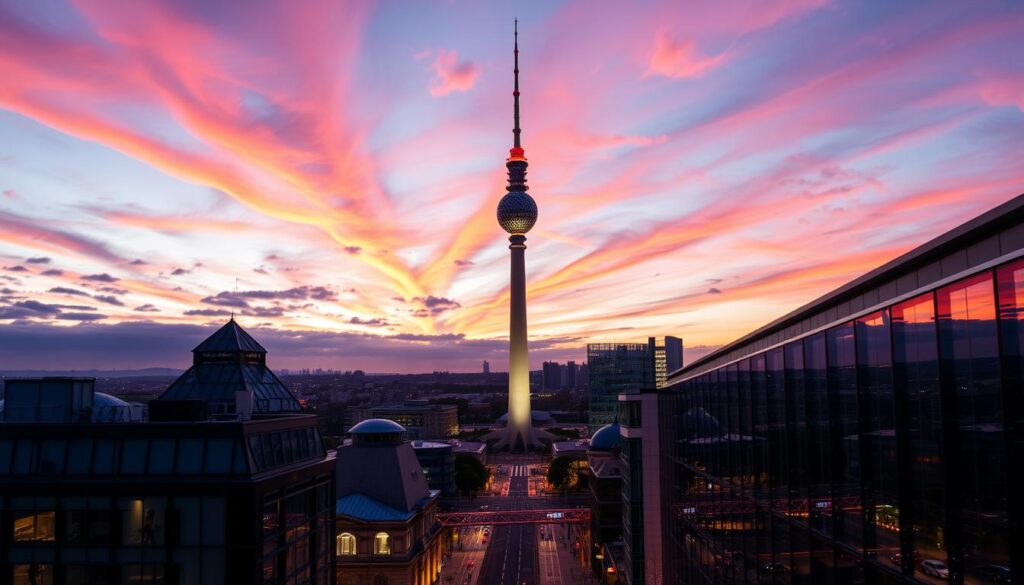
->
[493, 20, 544, 450]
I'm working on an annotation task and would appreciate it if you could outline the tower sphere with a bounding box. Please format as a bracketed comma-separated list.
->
[497, 190, 537, 234]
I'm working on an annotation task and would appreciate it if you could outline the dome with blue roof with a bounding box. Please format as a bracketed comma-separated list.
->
[589, 421, 622, 451]
[349, 418, 407, 435]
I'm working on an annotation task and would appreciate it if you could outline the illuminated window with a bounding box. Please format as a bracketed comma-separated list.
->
[12, 511, 55, 542]
[374, 532, 390, 555]
[337, 532, 357, 556]
[13, 564, 53, 585]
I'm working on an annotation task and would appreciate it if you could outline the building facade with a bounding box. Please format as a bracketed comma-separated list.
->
[588, 344, 653, 433]
[411, 441, 456, 497]
[335, 420, 444, 585]
[660, 195, 1024, 585]
[0, 320, 334, 585]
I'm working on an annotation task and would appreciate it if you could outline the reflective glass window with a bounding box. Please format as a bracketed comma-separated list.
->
[892, 292, 944, 577]
[204, 438, 232, 473]
[120, 439, 147, 474]
[13, 564, 53, 585]
[66, 440, 92, 475]
[177, 438, 203, 474]
[92, 439, 115, 474]
[0, 440, 12, 473]
[147, 439, 174, 475]
[120, 497, 165, 546]
[827, 321, 861, 550]
[855, 310, 898, 560]
[937, 272, 1009, 574]
[38, 440, 65, 475]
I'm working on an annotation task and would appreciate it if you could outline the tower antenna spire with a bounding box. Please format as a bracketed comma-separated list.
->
[513, 18, 521, 149]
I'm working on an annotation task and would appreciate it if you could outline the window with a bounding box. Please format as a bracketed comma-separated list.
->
[177, 438, 203, 474]
[937, 272, 1009, 575]
[147, 439, 175, 474]
[65, 510, 110, 545]
[13, 564, 53, 585]
[120, 497, 166, 545]
[337, 532, 357, 556]
[13, 511, 55, 542]
[373, 532, 390, 555]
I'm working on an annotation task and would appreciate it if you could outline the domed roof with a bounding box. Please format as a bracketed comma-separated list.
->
[94, 392, 129, 408]
[349, 418, 407, 435]
[497, 191, 538, 234]
[681, 408, 722, 440]
[589, 422, 622, 451]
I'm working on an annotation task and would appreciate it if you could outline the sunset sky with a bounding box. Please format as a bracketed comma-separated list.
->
[1, 0, 1022, 372]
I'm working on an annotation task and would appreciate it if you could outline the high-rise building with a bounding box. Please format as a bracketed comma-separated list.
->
[664, 335, 683, 375]
[649, 195, 1024, 585]
[542, 361, 562, 391]
[586, 343, 653, 433]
[566, 360, 579, 389]
[0, 319, 335, 584]
[482, 360, 490, 375]
[492, 21, 545, 450]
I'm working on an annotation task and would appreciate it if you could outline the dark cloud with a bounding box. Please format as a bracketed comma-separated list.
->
[184, 309, 232, 317]
[454, 259, 474, 266]
[97, 286, 129, 295]
[264, 254, 280, 261]
[242, 306, 285, 318]
[134, 304, 159, 313]
[129, 259, 148, 266]
[49, 287, 90, 297]
[708, 287, 722, 294]
[202, 285, 337, 308]
[349, 317, 390, 327]
[55, 312, 107, 321]
[170, 267, 190, 276]
[81, 273, 119, 283]
[343, 246, 361, 255]
[26, 256, 51, 264]
[411, 295, 461, 315]
[10, 300, 61, 314]
[0, 321, 584, 372]
[93, 295, 125, 306]
[253, 266, 270, 274]
[41, 269, 63, 277]
[3, 265, 29, 272]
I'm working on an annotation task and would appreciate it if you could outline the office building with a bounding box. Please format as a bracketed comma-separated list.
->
[335, 419, 444, 585]
[664, 336, 683, 376]
[411, 440, 456, 496]
[648, 336, 684, 388]
[656, 195, 1024, 585]
[587, 344, 653, 433]
[0, 319, 334, 585]
[482, 361, 490, 375]
[346, 400, 459, 440]
[566, 361, 579, 390]
[543, 361, 563, 391]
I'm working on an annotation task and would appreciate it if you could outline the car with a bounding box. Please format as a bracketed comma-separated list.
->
[467, 559, 475, 568]
[759, 563, 789, 576]
[478, 505, 489, 511]
[889, 552, 921, 565]
[977, 564, 1012, 583]
[920, 560, 950, 579]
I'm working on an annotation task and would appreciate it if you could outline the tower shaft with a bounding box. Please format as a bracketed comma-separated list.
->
[505, 234, 534, 448]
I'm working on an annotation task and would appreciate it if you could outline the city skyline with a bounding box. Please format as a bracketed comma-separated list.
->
[2, 1, 1024, 373]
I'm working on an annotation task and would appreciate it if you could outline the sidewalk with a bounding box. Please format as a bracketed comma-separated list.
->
[539, 524, 598, 585]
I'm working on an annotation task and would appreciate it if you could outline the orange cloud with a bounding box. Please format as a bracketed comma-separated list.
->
[644, 33, 728, 79]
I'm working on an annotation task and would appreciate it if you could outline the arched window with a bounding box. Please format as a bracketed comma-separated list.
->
[373, 532, 390, 555]
[336, 532, 357, 556]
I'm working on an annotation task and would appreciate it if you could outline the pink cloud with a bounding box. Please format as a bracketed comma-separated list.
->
[644, 33, 728, 79]
[426, 49, 480, 97]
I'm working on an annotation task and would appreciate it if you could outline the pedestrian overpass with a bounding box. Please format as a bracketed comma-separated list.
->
[436, 508, 590, 527]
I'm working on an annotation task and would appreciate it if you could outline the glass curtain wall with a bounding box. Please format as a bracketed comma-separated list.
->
[668, 257, 1021, 585]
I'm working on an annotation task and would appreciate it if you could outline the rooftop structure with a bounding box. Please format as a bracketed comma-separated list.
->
[158, 318, 301, 416]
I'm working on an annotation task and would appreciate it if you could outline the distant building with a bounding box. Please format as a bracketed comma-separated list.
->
[451, 441, 487, 465]
[587, 344, 652, 433]
[335, 419, 444, 585]
[648, 336, 684, 388]
[663, 336, 683, 375]
[0, 319, 335, 585]
[542, 361, 562, 391]
[565, 361, 579, 390]
[482, 360, 490, 375]
[346, 400, 459, 440]
[411, 440, 456, 496]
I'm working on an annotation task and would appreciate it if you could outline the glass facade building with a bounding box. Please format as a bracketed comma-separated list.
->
[660, 197, 1024, 585]
[588, 344, 654, 433]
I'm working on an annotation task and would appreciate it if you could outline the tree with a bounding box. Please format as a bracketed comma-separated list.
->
[454, 454, 490, 496]
[547, 456, 589, 492]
